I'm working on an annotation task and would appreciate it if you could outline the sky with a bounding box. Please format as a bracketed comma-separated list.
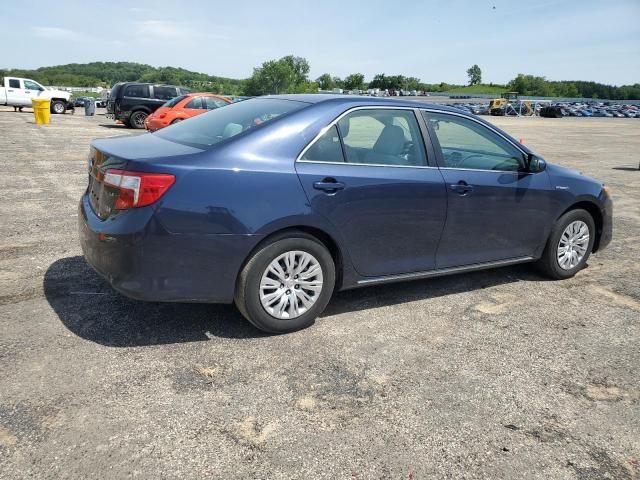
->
[2, 0, 639, 86]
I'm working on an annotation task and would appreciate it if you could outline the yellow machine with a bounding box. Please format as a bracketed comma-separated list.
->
[489, 91, 533, 116]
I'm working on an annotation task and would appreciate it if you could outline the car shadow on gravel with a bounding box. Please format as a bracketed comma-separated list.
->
[45, 256, 537, 348]
[44, 256, 267, 346]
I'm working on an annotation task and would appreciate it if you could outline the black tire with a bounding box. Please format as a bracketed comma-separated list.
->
[50, 100, 66, 114]
[234, 232, 335, 333]
[129, 110, 148, 129]
[536, 209, 595, 279]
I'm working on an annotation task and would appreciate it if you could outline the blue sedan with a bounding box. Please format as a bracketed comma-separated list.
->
[79, 95, 613, 333]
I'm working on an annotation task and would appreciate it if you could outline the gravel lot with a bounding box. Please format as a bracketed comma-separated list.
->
[0, 106, 638, 479]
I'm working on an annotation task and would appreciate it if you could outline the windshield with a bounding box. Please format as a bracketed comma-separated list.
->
[155, 98, 308, 148]
[163, 95, 188, 108]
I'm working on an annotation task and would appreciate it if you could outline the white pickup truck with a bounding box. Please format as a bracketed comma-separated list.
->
[1, 77, 71, 114]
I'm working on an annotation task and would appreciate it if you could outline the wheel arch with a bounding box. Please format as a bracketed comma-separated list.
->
[49, 98, 67, 113]
[236, 225, 345, 292]
[558, 200, 603, 252]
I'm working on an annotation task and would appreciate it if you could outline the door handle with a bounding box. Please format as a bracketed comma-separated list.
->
[313, 178, 345, 193]
[449, 181, 474, 195]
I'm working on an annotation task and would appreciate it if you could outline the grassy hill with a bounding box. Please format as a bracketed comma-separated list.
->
[0, 62, 245, 95]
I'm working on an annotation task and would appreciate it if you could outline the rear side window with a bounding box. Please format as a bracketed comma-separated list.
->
[9, 79, 20, 88]
[337, 109, 427, 166]
[301, 126, 344, 162]
[124, 84, 149, 98]
[154, 86, 178, 100]
[156, 98, 307, 148]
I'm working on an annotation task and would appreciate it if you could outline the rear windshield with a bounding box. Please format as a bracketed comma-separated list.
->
[163, 95, 188, 107]
[155, 98, 308, 148]
[110, 83, 123, 99]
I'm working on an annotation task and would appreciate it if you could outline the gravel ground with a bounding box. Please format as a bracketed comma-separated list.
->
[0, 107, 638, 479]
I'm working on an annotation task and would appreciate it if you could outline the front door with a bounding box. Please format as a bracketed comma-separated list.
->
[23, 79, 44, 106]
[424, 111, 553, 268]
[296, 108, 447, 277]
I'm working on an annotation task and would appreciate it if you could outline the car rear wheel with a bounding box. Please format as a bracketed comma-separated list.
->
[235, 233, 335, 333]
[130, 111, 148, 129]
[536, 209, 595, 279]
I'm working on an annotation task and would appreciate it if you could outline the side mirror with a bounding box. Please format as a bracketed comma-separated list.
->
[524, 153, 546, 172]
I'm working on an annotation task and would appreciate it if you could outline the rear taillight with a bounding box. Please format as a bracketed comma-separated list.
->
[103, 169, 175, 210]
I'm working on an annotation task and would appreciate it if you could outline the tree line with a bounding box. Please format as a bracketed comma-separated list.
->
[1, 59, 638, 100]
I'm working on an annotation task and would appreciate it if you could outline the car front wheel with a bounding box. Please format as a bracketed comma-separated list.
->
[537, 209, 595, 279]
[235, 233, 335, 333]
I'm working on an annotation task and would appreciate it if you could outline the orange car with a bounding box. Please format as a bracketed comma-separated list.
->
[144, 93, 232, 131]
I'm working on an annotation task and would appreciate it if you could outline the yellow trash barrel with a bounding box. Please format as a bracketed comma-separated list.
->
[31, 98, 51, 125]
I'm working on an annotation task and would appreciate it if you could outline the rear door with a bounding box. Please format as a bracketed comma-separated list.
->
[423, 110, 553, 268]
[295, 107, 447, 278]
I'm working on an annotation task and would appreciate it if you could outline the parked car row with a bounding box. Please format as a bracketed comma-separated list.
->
[540, 102, 640, 118]
[442, 101, 640, 119]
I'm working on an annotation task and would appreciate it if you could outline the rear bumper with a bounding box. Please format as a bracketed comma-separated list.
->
[78, 195, 263, 303]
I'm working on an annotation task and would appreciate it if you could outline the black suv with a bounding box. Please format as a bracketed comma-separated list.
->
[106, 82, 189, 128]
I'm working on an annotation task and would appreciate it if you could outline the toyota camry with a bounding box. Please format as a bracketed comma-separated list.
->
[79, 95, 612, 333]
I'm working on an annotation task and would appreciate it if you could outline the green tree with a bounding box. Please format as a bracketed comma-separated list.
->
[343, 73, 365, 90]
[244, 55, 312, 95]
[316, 73, 334, 90]
[281, 55, 310, 86]
[466, 64, 482, 86]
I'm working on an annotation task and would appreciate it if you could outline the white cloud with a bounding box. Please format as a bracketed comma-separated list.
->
[137, 20, 185, 39]
[133, 19, 233, 44]
[31, 27, 79, 39]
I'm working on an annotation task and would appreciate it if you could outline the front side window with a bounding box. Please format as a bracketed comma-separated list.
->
[204, 97, 229, 110]
[154, 86, 178, 100]
[337, 109, 427, 166]
[124, 84, 149, 98]
[24, 80, 43, 91]
[156, 98, 307, 148]
[301, 125, 344, 162]
[425, 112, 523, 171]
[185, 97, 204, 109]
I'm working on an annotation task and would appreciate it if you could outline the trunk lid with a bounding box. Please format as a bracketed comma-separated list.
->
[87, 134, 203, 219]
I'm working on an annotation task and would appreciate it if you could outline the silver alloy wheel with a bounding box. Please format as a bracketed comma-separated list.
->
[557, 220, 590, 270]
[52, 101, 65, 114]
[259, 250, 324, 319]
